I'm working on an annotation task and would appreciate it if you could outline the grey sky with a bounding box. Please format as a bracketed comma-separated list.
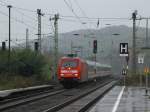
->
[0, 0, 150, 42]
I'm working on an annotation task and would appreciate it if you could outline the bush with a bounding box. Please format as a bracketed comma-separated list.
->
[120, 73, 150, 87]
[0, 49, 50, 79]
[0, 50, 9, 73]
[16, 49, 47, 76]
[0, 74, 45, 90]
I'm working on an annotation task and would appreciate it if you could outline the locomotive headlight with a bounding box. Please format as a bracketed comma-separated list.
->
[74, 74, 78, 77]
[60, 74, 64, 76]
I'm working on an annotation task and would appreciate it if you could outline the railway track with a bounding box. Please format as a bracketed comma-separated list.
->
[0, 87, 66, 111]
[1, 78, 117, 112]
[43, 80, 117, 112]
[0, 89, 60, 104]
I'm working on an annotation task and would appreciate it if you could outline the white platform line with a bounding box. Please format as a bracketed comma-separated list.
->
[112, 86, 125, 112]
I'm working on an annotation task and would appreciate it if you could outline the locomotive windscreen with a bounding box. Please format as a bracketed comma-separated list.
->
[61, 60, 78, 68]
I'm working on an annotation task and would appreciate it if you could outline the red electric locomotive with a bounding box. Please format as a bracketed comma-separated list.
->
[57, 56, 111, 88]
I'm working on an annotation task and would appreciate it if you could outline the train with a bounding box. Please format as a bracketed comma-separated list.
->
[57, 56, 112, 88]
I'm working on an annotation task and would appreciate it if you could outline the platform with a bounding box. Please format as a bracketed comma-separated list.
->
[89, 86, 150, 112]
[0, 85, 53, 98]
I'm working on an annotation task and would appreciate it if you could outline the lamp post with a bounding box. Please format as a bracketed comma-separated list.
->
[7, 5, 12, 74]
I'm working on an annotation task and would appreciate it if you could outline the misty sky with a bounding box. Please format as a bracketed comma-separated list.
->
[0, 0, 150, 42]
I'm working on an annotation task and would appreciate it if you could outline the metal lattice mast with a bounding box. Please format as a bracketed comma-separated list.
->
[50, 14, 59, 80]
[37, 9, 42, 52]
[54, 14, 59, 80]
[132, 10, 137, 75]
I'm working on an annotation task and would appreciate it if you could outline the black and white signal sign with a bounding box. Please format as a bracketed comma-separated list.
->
[138, 54, 144, 64]
[120, 43, 128, 56]
[122, 69, 127, 75]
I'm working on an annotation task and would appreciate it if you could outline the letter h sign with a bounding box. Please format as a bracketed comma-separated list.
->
[120, 43, 128, 56]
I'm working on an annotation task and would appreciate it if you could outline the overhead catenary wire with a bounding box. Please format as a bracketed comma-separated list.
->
[12, 6, 54, 34]
[13, 8, 54, 33]
[0, 0, 136, 36]
[44, 12, 131, 21]
[68, 0, 73, 9]
[60, 15, 130, 20]
[13, 8, 38, 22]
[0, 0, 137, 20]
[0, 0, 36, 13]
[0, 1, 36, 30]
[0, 2, 37, 24]
[0, 1, 39, 29]
[0, 2, 55, 41]
[73, 0, 87, 17]
[0, 9, 38, 41]
[0, 1, 130, 21]
[56, 16, 132, 31]
[12, 6, 37, 13]
[63, 0, 100, 37]
[63, 0, 89, 28]
[72, 0, 95, 28]
[60, 17, 97, 24]
[0, 10, 37, 30]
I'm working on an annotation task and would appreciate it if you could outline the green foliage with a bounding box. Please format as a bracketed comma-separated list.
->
[124, 74, 141, 86]
[0, 49, 51, 79]
[120, 73, 150, 87]
[0, 49, 54, 90]
[16, 49, 46, 76]
[41, 64, 51, 80]
[0, 50, 9, 73]
[0, 74, 46, 90]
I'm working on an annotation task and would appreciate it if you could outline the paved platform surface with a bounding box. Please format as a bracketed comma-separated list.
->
[0, 85, 53, 98]
[89, 86, 150, 112]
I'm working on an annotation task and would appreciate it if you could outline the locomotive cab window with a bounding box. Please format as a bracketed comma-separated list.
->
[61, 61, 78, 68]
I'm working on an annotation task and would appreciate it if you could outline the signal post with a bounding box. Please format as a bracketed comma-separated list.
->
[120, 43, 129, 86]
[93, 40, 97, 75]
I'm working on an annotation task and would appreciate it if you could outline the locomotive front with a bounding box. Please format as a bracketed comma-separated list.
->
[58, 57, 81, 88]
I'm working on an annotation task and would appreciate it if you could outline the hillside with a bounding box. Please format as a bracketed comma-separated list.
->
[40, 25, 149, 74]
